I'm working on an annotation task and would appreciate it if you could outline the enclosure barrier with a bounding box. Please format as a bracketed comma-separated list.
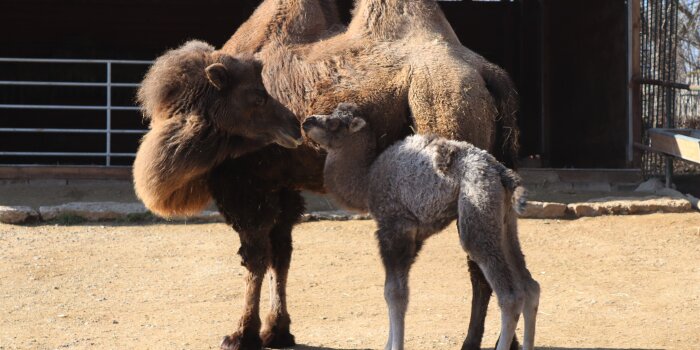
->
[0, 57, 152, 166]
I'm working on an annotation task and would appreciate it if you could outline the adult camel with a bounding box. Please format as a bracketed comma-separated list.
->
[134, 1, 520, 349]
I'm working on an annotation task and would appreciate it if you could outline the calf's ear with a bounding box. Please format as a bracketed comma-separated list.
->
[205, 63, 229, 90]
[349, 117, 366, 133]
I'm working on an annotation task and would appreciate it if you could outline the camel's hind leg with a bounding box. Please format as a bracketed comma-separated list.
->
[376, 219, 420, 350]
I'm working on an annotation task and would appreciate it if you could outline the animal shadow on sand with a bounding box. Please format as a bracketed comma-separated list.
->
[281, 346, 661, 350]
[275, 346, 370, 350]
[534, 347, 664, 350]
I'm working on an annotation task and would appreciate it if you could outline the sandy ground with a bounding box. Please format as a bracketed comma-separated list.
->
[1, 213, 699, 350]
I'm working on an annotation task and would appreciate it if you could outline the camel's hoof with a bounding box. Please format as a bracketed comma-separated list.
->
[460, 340, 480, 350]
[220, 332, 263, 350]
[261, 328, 296, 348]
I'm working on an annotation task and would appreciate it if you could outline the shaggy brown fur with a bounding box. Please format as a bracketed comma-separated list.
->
[135, 1, 520, 349]
[133, 40, 302, 217]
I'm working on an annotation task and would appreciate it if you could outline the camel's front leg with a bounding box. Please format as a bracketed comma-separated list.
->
[261, 189, 304, 348]
[221, 234, 270, 350]
[209, 162, 281, 350]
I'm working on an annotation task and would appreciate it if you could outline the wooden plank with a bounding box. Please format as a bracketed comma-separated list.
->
[0, 166, 132, 180]
[519, 168, 643, 184]
[648, 128, 700, 164]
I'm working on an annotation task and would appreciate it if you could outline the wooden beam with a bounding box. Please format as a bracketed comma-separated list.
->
[648, 128, 700, 164]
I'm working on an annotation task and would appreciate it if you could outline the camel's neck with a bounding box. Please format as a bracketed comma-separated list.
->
[222, 0, 340, 55]
[347, 0, 459, 42]
[323, 130, 377, 212]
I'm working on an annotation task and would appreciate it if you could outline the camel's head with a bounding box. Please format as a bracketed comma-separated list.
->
[303, 103, 368, 149]
[137, 40, 303, 149]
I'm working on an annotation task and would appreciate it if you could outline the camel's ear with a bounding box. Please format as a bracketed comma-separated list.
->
[349, 117, 366, 133]
[205, 63, 230, 90]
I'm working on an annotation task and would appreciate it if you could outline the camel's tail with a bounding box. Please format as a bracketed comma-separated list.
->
[498, 166, 527, 215]
[481, 63, 520, 169]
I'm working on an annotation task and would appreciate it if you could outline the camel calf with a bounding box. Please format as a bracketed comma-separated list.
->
[303, 103, 540, 350]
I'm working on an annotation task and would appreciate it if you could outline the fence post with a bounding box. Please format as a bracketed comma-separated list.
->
[106, 62, 112, 166]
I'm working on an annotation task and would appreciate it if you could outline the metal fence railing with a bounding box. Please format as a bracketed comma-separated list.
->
[677, 71, 700, 129]
[0, 57, 152, 166]
[638, 0, 680, 179]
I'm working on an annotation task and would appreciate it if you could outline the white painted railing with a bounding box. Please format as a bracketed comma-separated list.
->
[0, 57, 152, 166]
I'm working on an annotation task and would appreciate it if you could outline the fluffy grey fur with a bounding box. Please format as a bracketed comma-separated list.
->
[303, 103, 540, 350]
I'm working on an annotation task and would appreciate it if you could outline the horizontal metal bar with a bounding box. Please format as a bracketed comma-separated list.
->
[112, 83, 141, 87]
[0, 104, 139, 111]
[0, 152, 136, 157]
[635, 78, 693, 90]
[0, 81, 141, 88]
[634, 142, 654, 152]
[0, 57, 152, 65]
[111, 129, 146, 134]
[0, 128, 145, 134]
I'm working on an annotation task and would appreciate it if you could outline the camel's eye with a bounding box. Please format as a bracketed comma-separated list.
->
[248, 89, 268, 107]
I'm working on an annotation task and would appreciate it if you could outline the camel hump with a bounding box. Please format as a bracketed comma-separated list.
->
[480, 63, 520, 169]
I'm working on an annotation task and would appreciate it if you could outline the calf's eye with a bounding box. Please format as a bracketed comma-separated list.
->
[327, 119, 340, 131]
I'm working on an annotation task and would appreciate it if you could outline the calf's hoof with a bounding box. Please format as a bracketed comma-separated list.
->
[261, 328, 296, 348]
[494, 335, 520, 350]
[220, 332, 263, 350]
[461, 335, 519, 350]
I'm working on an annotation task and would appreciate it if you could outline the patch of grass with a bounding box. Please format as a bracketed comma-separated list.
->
[123, 211, 157, 223]
[53, 214, 87, 225]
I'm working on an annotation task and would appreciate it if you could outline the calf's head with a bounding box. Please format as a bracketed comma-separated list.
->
[303, 103, 367, 149]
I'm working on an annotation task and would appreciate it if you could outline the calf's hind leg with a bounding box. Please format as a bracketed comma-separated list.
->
[504, 214, 540, 350]
[462, 256, 520, 350]
[458, 196, 524, 350]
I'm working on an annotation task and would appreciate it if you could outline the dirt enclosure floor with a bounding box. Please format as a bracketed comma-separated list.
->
[1, 213, 699, 350]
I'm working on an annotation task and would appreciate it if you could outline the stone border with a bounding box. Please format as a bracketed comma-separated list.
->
[0, 205, 39, 224]
[0, 195, 697, 225]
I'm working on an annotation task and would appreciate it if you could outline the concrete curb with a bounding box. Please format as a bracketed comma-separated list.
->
[39, 202, 149, 221]
[520, 196, 695, 219]
[0, 196, 696, 225]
